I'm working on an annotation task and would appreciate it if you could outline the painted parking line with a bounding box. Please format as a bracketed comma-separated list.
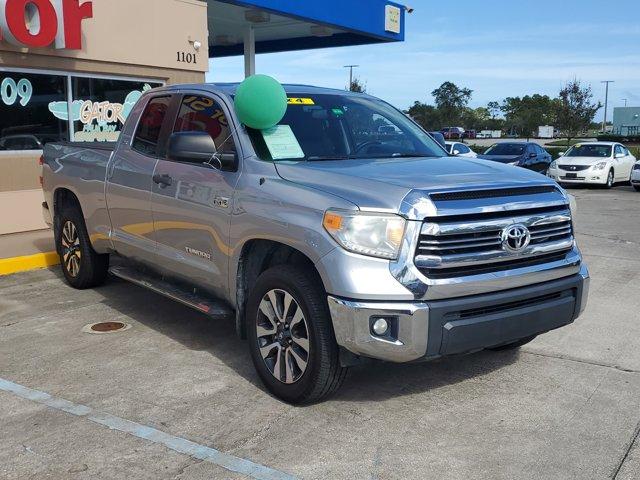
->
[0, 251, 59, 276]
[0, 378, 297, 480]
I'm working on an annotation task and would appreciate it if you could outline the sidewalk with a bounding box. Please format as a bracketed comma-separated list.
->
[0, 229, 58, 275]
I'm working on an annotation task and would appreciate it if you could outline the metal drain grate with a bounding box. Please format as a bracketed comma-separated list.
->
[82, 321, 131, 334]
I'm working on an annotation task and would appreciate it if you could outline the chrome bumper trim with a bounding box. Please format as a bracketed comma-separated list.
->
[327, 296, 429, 363]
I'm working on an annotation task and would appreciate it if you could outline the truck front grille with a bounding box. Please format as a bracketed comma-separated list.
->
[414, 206, 574, 279]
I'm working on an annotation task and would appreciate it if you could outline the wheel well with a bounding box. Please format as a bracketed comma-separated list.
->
[235, 240, 319, 339]
[53, 188, 83, 253]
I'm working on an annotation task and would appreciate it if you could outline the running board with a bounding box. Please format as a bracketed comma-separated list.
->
[109, 266, 233, 319]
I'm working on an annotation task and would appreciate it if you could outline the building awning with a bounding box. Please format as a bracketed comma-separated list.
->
[209, 0, 406, 58]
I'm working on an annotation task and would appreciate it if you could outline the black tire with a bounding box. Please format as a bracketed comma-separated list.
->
[604, 169, 614, 189]
[246, 265, 347, 404]
[488, 335, 537, 351]
[56, 205, 109, 289]
[634, 186, 640, 192]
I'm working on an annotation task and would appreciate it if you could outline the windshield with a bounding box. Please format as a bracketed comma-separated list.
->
[247, 93, 446, 161]
[484, 143, 526, 156]
[565, 144, 612, 158]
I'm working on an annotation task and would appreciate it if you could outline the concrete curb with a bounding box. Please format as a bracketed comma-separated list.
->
[0, 251, 59, 276]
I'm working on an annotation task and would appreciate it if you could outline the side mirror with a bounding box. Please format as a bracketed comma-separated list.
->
[529, 152, 537, 158]
[615, 152, 625, 158]
[168, 131, 217, 163]
[453, 149, 460, 155]
[167, 131, 236, 169]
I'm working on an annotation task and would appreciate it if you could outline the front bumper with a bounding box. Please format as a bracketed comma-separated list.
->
[548, 167, 607, 184]
[328, 264, 590, 363]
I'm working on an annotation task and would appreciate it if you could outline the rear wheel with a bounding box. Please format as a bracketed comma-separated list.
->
[56, 206, 109, 289]
[246, 265, 347, 404]
[635, 185, 640, 192]
[488, 335, 537, 351]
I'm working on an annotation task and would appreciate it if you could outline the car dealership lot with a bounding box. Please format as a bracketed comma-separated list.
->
[1, 186, 639, 480]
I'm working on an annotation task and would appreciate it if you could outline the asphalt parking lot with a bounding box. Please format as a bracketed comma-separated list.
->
[1, 185, 639, 480]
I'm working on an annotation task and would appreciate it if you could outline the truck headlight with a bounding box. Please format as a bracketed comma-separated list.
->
[323, 210, 406, 260]
[593, 162, 607, 170]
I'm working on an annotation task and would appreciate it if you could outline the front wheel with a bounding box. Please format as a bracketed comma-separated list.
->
[246, 265, 347, 404]
[604, 169, 614, 189]
[634, 185, 640, 192]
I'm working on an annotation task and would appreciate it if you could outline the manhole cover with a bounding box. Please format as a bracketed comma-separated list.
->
[82, 321, 131, 334]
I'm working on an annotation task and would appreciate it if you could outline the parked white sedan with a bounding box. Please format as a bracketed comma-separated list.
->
[548, 142, 636, 188]
[445, 141, 478, 158]
[631, 160, 640, 192]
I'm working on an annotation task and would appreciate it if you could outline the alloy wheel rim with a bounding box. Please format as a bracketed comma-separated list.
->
[61, 220, 81, 277]
[256, 289, 310, 384]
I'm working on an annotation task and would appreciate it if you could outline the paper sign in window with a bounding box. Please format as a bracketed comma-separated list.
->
[262, 125, 305, 160]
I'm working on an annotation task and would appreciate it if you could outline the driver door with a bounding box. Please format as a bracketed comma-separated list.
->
[150, 93, 242, 299]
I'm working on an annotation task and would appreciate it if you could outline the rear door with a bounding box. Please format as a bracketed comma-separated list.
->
[150, 92, 242, 298]
[616, 144, 634, 179]
[105, 94, 174, 264]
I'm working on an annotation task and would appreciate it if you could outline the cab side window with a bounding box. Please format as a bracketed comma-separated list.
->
[615, 145, 624, 156]
[132, 96, 171, 157]
[173, 95, 237, 155]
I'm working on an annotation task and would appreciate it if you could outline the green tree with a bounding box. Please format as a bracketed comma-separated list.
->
[348, 77, 366, 93]
[556, 80, 601, 143]
[431, 82, 473, 126]
[501, 94, 558, 140]
[461, 107, 491, 131]
[406, 102, 441, 131]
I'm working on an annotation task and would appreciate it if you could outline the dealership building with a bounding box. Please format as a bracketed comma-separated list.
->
[0, 0, 406, 240]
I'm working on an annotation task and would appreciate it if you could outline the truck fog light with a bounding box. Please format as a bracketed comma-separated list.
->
[371, 317, 390, 336]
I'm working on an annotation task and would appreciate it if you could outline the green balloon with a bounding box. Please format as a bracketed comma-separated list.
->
[234, 75, 287, 130]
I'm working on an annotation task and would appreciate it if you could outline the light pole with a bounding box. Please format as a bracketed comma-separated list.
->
[343, 65, 359, 90]
[622, 98, 628, 107]
[601, 80, 614, 133]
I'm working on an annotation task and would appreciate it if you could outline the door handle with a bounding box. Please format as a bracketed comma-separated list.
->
[153, 173, 173, 187]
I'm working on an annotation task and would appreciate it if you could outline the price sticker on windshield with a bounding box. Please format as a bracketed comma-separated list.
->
[287, 98, 315, 105]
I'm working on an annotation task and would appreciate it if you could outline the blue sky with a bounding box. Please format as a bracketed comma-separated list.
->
[207, 0, 640, 121]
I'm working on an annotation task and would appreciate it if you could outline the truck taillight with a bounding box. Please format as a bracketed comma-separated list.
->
[39, 154, 44, 166]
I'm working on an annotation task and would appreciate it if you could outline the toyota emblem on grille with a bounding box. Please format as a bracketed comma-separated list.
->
[501, 224, 531, 253]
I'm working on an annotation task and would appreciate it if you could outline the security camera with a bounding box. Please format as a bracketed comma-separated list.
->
[193, 41, 202, 51]
[405, 5, 415, 13]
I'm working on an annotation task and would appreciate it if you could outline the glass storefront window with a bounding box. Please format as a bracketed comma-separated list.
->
[69, 77, 162, 142]
[0, 69, 163, 151]
[0, 72, 69, 150]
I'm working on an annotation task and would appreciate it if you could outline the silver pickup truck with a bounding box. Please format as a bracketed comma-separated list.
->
[42, 82, 589, 403]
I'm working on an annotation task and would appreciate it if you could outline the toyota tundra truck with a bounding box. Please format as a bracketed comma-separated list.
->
[41, 82, 590, 403]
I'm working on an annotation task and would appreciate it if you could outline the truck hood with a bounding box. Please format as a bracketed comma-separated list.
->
[274, 156, 556, 214]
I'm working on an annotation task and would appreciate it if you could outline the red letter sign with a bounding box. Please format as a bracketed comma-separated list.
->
[3, 0, 58, 48]
[55, 0, 92, 49]
[0, 0, 93, 49]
